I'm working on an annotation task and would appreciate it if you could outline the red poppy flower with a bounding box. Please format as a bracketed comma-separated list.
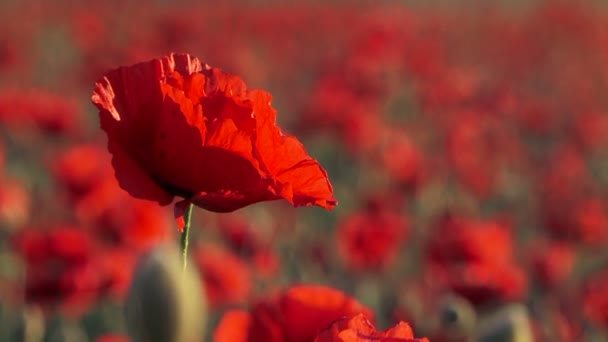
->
[446, 113, 499, 198]
[428, 214, 514, 266]
[53, 144, 171, 251]
[0, 141, 4, 171]
[315, 313, 429, 342]
[280, 285, 374, 342]
[213, 285, 374, 342]
[378, 128, 425, 189]
[426, 214, 527, 306]
[53, 144, 112, 200]
[252, 248, 281, 278]
[582, 270, 608, 328]
[193, 243, 252, 308]
[213, 310, 260, 342]
[96, 334, 130, 342]
[97, 247, 138, 299]
[0, 176, 30, 228]
[92, 53, 336, 215]
[214, 306, 285, 342]
[12, 227, 102, 314]
[336, 198, 408, 272]
[212, 213, 281, 278]
[215, 214, 265, 255]
[443, 261, 527, 306]
[529, 241, 576, 290]
[0, 88, 80, 136]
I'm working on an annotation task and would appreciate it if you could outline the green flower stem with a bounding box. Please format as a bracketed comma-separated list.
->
[180, 202, 194, 271]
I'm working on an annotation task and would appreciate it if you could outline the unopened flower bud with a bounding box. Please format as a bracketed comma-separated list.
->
[437, 294, 476, 340]
[475, 304, 533, 342]
[125, 244, 206, 342]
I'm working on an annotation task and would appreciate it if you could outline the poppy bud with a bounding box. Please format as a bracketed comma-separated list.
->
[45, 318, 87, 342]
[475, 304, 533, 342]
[125, 244, 206, 342]
[11, 306, 45, 342]
[437, 294, 476, 340]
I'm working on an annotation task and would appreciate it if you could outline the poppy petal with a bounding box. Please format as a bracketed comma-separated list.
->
[214, 310, 251, 342]
[106, 138, 173, 205]
[250, 90, 337, 209]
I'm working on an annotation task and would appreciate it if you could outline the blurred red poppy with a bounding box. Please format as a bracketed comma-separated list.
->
[215, 214, 265, 255]
[583, 270, 608, 328]
[378, 128, 425, 189]
[315, 313, 428, 342]
[427, 214, 527, 306]
[443, 261, 528, 306]
[96, 247, 138, 299]
[92, 53, 336, 215]
[214, 285, 374, 342]
[193, 243, 252, 308]
[446, 113, 499, 198]
[0, 88, 80, 136]
[96, 334, 130, 342]
[212, 214, 281, 278]
[428, 214, 514, 266]
[53, 144, 171, 251]
[280, 285, 374, 341]
[12, 226, 102, 315]
[214, 310, 259, 342]
[53, 144, 112, 200]
[214, 305, 284, 342]
[337, 197, 408, 272]
[0, 141, 4, 171]
[0, 176, 30, 229]
[529, 241, 576, 290]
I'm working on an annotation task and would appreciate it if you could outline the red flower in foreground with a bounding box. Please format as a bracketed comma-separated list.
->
[214, 285, 374, 342]
[92, 53, 336, 215]
[96, 334, 130, 342]
[315, 313, 429, 342]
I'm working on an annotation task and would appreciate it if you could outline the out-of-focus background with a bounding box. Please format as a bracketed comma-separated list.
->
[1, 0, 608, 341]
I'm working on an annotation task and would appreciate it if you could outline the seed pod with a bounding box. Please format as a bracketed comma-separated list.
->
[437, 294, 477, 340]
[125, 244, 206, 342]
[10, 306, 45, 342]
[45, 318, 86, 342]
[475, 304, 533, 342]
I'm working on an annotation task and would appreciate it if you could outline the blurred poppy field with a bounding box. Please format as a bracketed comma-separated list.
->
[1, 0, 608, 341]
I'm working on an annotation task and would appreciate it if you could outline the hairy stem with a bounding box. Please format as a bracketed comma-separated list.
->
[180, 202, 194, 271]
